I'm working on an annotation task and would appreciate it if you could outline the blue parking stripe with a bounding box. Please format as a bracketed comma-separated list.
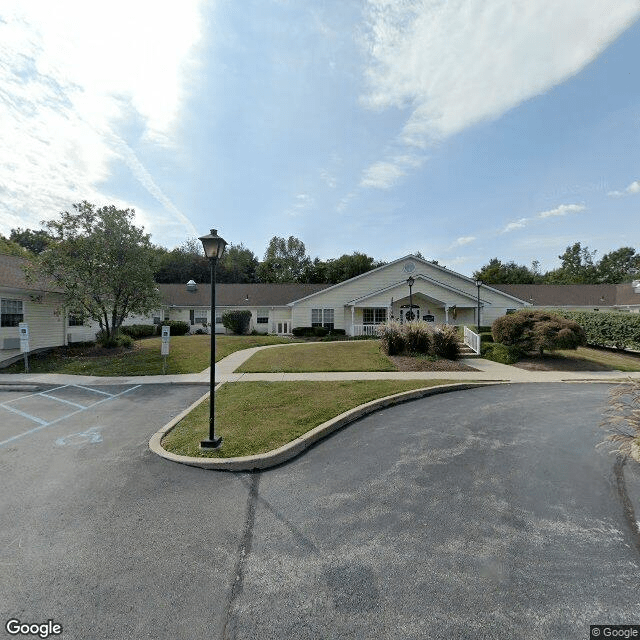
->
[0, 403, 48, 426]
[0, 385, 141, 447]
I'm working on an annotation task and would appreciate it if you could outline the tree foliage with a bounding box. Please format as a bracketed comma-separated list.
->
[0, 234, 29, 257]
[256, 236, 312, 283]
[492, 310, 586, 355]
[34, 201, 161, 344]
[10, 227, 54, 254]
[473, 258, 539, 284]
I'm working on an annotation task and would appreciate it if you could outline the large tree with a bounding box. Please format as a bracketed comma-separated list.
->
[256, 235, 312, 283]
[596, 247, 640, 283]
[322, 252, 383, 284]
[154, 238, 209, 283]
[218, 243, 259, 283]
[34, 201, 161, 343]
[545, 242, 598, 284]
[473, 258, 538, 284]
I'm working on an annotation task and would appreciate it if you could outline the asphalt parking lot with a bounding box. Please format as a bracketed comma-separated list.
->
[1, 382, 639, 640]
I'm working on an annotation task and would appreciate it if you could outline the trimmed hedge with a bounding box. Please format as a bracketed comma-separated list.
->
[222, 310, 252, 335]
[481, 342, 520, 365]
[549, 309, 640, 351]
[164, 320, 190, 336]
[120, 324, 156, 339]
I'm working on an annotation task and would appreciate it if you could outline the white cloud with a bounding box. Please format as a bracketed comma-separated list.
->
[608, 180, 640, 197]
[537, 203, 586, 218]
[360, 153, 425, 189]
[360, 161, 406, 189]
[361, 0, 640, 146]
[0, 0, 204, 240]
[502, 218, 530, 233]
[451, 236, 476, 247]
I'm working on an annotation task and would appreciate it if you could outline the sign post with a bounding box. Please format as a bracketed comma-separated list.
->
[161, 325, 170, 374]
[19, 322, 30, 373]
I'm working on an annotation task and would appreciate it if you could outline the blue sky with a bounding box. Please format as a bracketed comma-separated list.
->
[1, 0, 639, 275]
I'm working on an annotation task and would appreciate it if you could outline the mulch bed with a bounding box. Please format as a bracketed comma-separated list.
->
[390, 356, 479, 372]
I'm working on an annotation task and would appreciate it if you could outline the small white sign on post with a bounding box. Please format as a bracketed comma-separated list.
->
[161, 326, 170, 372]
[19, 323, 30, 353]
[19, 322, 30, 373]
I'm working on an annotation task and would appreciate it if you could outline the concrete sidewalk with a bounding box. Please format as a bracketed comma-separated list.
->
[1, 343, 639, 386]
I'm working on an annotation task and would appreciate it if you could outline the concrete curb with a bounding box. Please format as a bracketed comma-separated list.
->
[149, 381, 503, 471]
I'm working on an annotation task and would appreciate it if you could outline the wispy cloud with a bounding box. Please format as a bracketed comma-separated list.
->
[361, 0, 640, 147]
[450, 236, 476, 248]
[502, 218, 530, 233]
[360, 154, 425, 189]
[537, 203, 586, 218]
[0, 1, 204, 241]
[608, 180, 640, 197]
[503, 202, 585, 232]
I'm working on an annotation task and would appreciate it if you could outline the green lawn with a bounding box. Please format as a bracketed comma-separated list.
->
[235, 340, 397, 372]
[554, 346, 640, 372]
[162, 379, 459, 458]
[3, 334, 298, 376]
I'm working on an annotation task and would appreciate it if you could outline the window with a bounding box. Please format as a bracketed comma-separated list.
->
[194, 316, 207, 324]
[153, 316, 161, 325]
[215, 314, 223, 324]
[362, 308, 387, 325]
[311, 308, 323, 327]
[1, 299, 23, 327]
[312, 308, 334, 330]
[68, 312, 84, 326]
[257, 309, 269, 324]
[506, 309, 516, 315]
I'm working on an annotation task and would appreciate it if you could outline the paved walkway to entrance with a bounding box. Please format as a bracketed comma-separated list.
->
[1, 342, 639, 387]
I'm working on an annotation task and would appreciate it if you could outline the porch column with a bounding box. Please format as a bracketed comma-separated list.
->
[351, 306, 355, 336]
[444, 304, 449, 324]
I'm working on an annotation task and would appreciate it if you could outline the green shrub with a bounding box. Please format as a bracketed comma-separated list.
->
[95, 330, 134, 349]
[222, 310, 252, 335]
[550, 309, 640, 351]
[479, 331, 494, 344]
[164, 320, 190, 336]
[120, 324, 156, 339]
[481, 342, 520, 364]
[431, 325, 460, 359]
[329, 328, 346, 336]
[404, 321, 431, 354]
[292, 327, 316, 337]
[492, 310, 585, 355]
[313, 327, 329, 337]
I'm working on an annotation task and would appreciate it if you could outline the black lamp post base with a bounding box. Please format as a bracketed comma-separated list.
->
[200, 437, 223, 450]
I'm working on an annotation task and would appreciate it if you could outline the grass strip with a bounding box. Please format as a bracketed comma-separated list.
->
[235, 340, 396, 373]
[3, 335, 298, 376]
[162, 379, 459, 458]
[554, 346, 640, 372]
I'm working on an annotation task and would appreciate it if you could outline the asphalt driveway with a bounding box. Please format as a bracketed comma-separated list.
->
[1, 382, 639, 639]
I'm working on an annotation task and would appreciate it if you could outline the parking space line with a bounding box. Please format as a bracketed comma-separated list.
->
[39, 393, 89, 409]
[0, 385, 141, 447]
[1, 403, 48, 426]
[73, 384, 116, 397]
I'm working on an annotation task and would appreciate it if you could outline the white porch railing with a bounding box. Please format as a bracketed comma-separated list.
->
[463, 326, 481, 354]
[352, 324, 380, 337]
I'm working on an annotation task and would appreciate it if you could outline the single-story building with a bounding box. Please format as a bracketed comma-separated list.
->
[3, 251, 639, 365]
[153, 255, 529, 335]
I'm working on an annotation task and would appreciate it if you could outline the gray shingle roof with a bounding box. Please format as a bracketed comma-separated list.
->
[0, 253, 59, 292]
[158, 282, 330, 307]
[493, 283, 640, 307]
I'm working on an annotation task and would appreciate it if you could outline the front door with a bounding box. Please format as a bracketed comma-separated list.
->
[400, 306, 420, 323]
[276, 321, 290, 334]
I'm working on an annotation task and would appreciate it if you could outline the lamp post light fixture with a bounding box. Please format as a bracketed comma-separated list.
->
[475, 279, 483, 330]
[199, 228, 227, 450]
[407, 276, 415, 321]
